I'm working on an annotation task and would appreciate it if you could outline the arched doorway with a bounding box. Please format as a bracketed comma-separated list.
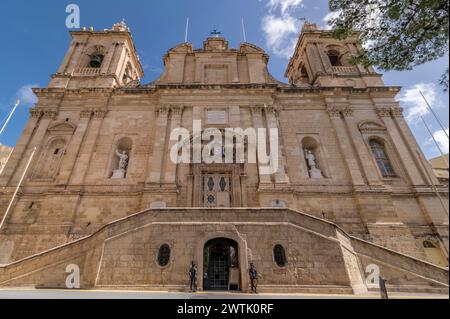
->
[203, 238, 239, 291]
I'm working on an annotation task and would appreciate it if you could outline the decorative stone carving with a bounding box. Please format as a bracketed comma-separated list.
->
[325, 105, 341, 117]
[250, 105, 264, 115]
[341, 106, 354, 117]
[358, 121, 387, 132]
[111, 19, 130, 32]
[111, 148, 129, 179]
[124, 79, 141, 88]
[170, 105, 184, 116]
[305, 149, 324, 179]
[93, 109, 107, 118]
[157, 105, 169, 116]
[80, 110, 93, 118]
[376, 107, 392, 117]
[391, 107, 404, 117]
[29, 108, 43, 119]
[43, 109, 58, 119]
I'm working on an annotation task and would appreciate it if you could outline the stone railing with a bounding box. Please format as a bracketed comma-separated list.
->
[73, 67, 101, 76]
[332, 66, 359, 74]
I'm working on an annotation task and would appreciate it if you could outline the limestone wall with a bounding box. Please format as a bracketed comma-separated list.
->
[0, 208, 447, 294]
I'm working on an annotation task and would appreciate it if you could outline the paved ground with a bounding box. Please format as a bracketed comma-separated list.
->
[0, 289, 448, 299]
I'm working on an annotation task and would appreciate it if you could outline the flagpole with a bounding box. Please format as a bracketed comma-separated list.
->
[419, 91, 449, 139]
[185, 17, 189, 43]
[0, 146, 37, 231]
[241, 18, 247, 43]
[0, 100, 20, 137]
[421, 116, 449, 167]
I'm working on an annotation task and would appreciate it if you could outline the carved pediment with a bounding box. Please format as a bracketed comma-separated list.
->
[48, 121, 76, 133]
[358, 121, 386, 132]
[167, 43, 193, 54]
[239, 43, 265, 54]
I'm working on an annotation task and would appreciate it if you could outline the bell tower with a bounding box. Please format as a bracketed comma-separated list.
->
[49, 20, 143, 89]
[285, 22, 384, 88]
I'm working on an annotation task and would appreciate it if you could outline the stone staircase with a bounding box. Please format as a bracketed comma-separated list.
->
[0, 208, 447, 295]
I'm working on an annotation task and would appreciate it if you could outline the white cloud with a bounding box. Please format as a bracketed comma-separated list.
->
[321, 11, 340, 30]
[16, 84, 38, 105]
[433, 128, 449, 153]
[397, 83, 440, 122]
[267, 0, 304, 15]
[260, 0, 304, 59]
[262, 14, 300, 59]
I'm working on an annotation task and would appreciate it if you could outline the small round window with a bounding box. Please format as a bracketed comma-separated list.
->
[157, 244, 171, 267]
[273, 244, 287, 267]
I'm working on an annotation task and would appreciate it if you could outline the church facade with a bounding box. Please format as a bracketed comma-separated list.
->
[0, 21, 448, 294]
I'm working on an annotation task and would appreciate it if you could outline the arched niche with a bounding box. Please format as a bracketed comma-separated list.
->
[301, 136, 327, 179]
[108, 136, 133, 179]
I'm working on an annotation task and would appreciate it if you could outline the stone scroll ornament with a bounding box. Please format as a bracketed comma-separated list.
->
[111, 149, 129, 179]
[304, 149, 324, 179]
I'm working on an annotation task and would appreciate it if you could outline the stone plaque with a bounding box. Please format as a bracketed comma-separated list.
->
[206, 110, 227, 124]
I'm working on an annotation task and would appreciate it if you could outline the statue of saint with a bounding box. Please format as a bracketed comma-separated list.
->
[304, 149, 324, 179]
[115, 149, 129, 171]
[305, 149, 317, 169]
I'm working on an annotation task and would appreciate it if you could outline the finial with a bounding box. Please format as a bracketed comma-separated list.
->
[112, 19, 130, 32]
[210, 29, 222, 38]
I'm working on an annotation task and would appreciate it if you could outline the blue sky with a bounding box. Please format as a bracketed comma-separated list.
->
[0, 0, 448, 159]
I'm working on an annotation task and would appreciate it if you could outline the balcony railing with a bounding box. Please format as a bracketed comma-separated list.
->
[331, 66, 359, 74]
[73, 67, 101, 76]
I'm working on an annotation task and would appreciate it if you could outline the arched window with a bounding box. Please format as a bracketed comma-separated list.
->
[157, 244, 171, 267]
[89, 54, 104, 68]
[273, 244, 287, 267]
[369, 139, 396, 178]
[327, 50, 342, 66]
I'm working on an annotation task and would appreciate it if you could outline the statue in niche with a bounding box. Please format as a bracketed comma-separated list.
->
[304, 149, 324, 179]
[111, 148, 129, 179]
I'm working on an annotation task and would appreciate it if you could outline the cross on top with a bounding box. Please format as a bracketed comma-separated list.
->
[210, 29, 222, 37]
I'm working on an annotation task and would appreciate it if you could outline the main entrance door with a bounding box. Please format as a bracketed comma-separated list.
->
[202, 174, 231, 207]
[203, 238, 239, 291]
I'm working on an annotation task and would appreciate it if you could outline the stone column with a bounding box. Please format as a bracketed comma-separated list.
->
[341, 106, 383, 186]
[107, 42, 125, 74]
[376, 106, 426, 185]
[56, 110, 92, 185]
[147, 105, 169, 184]
[265, 105, 290, 185]
[69, 109, 107, 185]
[316, 42, 333, 74]
[305, 44, 325, 76]
[57, 42, 78, 74]
[326, 105, 366, 187]
[0, 108, 42, 186]
[164, 105, 184, 184]
[250, 105, 271, 185]
[100, 43, 117, 75]
[66, 41, 86, 74]
[390, 106, 439, 185]
[10, 109, 57, 185]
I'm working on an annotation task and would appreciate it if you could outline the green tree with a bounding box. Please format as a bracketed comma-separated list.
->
[328, 0, 449, 90]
